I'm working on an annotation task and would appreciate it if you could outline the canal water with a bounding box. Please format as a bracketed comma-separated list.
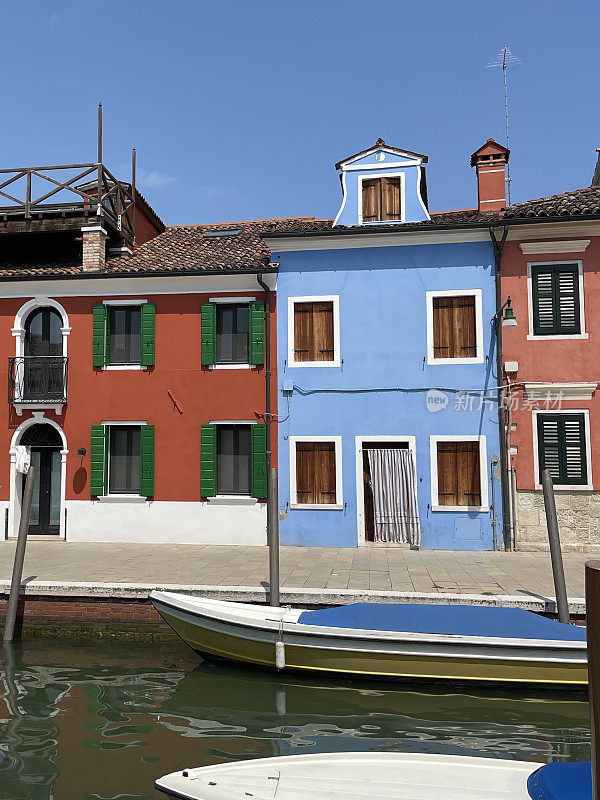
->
[0, 637, 591, 800]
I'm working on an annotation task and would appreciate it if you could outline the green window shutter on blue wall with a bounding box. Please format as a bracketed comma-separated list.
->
[140, 425, 155, 496]
[201, 424, 217, 496]
[90, 424, 107, 496]
[92, 304, 109, 366]
[140, 303, 156, 366]
[249, 301, 265, 365]
[201, 303, 217, 365]
[251, 424, 267, 498]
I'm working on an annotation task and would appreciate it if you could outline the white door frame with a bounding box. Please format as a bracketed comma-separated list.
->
[355, 435, 417, 546]
[8, 412, 68, 539]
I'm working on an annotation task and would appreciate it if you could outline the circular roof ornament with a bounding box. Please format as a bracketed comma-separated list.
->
[376, 152, 385, 162]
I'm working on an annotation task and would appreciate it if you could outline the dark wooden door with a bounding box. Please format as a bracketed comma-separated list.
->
[26, 448, 61, 535]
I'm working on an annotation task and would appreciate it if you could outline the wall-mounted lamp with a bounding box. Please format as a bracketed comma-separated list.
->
[493, 296, 517, 329]
[77, 448, 86, 457]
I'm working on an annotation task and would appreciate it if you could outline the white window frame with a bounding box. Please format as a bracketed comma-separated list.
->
[289, 435, 343, 510]
[430, 434, 489, 512]
[208, 420, 258, 503]
[357, 171, 405, 225]
[287, 295, 340, 368]
[426, 289, 484, 365]
[526, 260, 588, 340]
[532, 409, 593, 491]
[354, 435, 417, 546]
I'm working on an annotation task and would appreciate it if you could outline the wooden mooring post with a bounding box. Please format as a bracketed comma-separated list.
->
[3, 466, 35, 643]
[586, 561, 600, 800]
[541, 469, 570, 624]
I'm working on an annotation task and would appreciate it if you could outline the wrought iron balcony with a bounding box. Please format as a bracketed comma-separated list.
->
[8, 357, 68, 404]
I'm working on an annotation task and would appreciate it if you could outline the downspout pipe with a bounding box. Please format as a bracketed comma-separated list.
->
[257, 271, 280, 606]
[490, 226, 510, 549]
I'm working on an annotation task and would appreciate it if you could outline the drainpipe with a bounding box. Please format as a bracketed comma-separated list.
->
[490, 226, 510, 549]
[256, 272, 279, 606]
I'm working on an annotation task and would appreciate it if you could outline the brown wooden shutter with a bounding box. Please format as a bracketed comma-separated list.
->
[457, 441, 481, 506]
[433, 296, 476, 359]
[382, 177, 401, 220]
[433, 297, 454, 358]
[436, 442, 458, 505]
[454, 296, 476, 357]
[296, 442, 336, 504]
[313, 302, 334, 361]
[362, 178, 381, 221]
[437, 441, 480, 506]
[294, 303, 313, 362]
[294, 301, 334, 362]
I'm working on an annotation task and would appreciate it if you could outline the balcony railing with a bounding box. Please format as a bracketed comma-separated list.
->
[8, 357, 68, 404]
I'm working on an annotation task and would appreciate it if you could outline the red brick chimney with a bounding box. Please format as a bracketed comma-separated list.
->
[470, 138, 510, 213]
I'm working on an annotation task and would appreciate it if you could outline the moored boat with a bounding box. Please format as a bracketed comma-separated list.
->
[155, 752, 591, 800]
[149, 591, 587, 686]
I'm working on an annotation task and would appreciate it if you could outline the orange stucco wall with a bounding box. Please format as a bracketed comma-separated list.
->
[0, 290, 277, 503]
[501, 236, 600, 491]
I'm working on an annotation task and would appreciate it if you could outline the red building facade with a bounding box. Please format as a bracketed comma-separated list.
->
[501, 185, 600, 550]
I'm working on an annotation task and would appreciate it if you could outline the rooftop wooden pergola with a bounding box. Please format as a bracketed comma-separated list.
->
[0, 104, 137, 248]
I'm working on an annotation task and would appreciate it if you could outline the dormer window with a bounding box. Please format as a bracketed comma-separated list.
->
[361, 176, 402, 223]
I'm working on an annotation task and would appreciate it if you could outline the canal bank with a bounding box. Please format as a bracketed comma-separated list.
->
[0, 541, 589, 634]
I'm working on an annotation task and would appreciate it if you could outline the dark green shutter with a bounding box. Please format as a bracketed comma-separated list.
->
[249, 301, 265, 365]
[90, 424, 107, 496]
[532, 264, 580, 335]
[92, 304, 109, 366]
[201, 424, 217, 496]
[201, 303, 217, 365]
[251, 424, 268, 498]
[140, 425, 155, 496]
[538, 413, 587, 486]
[140, 303, 156, 366]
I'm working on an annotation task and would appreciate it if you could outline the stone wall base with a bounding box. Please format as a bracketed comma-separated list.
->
[516, 489, 600, 552]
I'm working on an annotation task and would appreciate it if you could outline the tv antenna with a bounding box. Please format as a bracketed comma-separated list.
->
[486, 46, 521, 204]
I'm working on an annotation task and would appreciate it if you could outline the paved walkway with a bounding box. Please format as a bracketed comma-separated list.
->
[0, 541, 589, 601]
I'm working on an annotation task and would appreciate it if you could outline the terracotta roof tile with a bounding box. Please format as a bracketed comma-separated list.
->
[503, 186, 600, 218]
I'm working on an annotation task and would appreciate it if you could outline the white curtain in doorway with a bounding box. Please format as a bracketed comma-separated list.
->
[367, 448, 420, 545]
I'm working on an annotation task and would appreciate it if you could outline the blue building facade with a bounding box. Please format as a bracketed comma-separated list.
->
[265, 140, 502, 550]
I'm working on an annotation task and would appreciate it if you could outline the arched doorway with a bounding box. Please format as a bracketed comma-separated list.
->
[20, 423, 63, 535]
[23, 307, 64, 401]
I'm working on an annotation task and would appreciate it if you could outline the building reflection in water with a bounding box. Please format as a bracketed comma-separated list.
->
[0, 638, 591, 800]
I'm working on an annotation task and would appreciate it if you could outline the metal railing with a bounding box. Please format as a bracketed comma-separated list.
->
[8, 357, 68, 404]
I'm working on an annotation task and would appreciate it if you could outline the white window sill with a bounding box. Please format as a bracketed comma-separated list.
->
[534, 484, 593, 492]
[95, 494, 148, 502]
[103, 365, 147, 371]
[290, 503, 343, 510]
[288, 361, 340, 369]
[431, 505, 489, 513]
[427, 357, 484, 366]
[209, 364, 256, 370]
[526, 334, 588, 341]
[13, 402, 64, 416]
[209, 495, 258, 505]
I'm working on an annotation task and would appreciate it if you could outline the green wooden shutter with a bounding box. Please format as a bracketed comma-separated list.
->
[140, 303, 156, 366]
[251, 424, 268, 498]
[92, 304, 109, 366]
[201, 303, 217, 365]
[201, 424, 217, 496]
[249, 301, 265, 365]
[532, 264, 580, 335]
[140, 425, 155, 496]
[90, 424, 107, 496]
[538, 413, 587, 486]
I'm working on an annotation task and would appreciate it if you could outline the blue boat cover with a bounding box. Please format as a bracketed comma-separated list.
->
[527, 762, 591, 800]
[297, 603, 586, 641]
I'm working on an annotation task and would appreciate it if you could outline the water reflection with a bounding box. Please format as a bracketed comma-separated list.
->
[0, 637, 591, 800]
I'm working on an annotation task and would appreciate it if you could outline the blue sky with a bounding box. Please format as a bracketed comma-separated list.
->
[1, 1, 598, 225]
